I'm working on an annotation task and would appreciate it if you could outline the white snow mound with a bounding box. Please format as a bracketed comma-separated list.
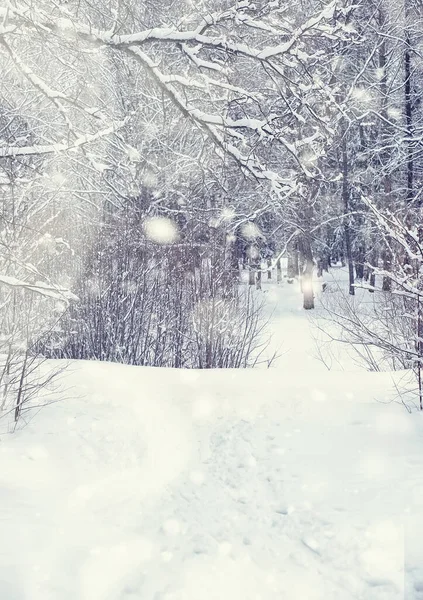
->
[1, 358, 422, 600]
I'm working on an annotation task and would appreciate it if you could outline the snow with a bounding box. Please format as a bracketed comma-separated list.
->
[1, 274, 423, 599]
[240, 221, 263, 240]
[0, 274, 78, 302]
[0, 121, 126, 158]
[143, 216, 179, 245]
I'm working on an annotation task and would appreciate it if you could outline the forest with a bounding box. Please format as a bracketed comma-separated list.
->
[0, 0, 423, 419]
[2, 2, 423, 599]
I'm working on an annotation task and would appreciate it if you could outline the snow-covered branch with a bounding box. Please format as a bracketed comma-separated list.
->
[0, 274, 77, 302]
[0, 121, 126, 158]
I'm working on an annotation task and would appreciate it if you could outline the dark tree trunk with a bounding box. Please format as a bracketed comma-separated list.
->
[342, 128, 355, 295]
[228, 237, 240, 282]
[256, 269, 262, 290]
[321, 251, 330, 273]
[276, 259, 282, 283]
[287, 243, 299, 280]
[355, 245, 365, 280]
[405, 12, 414, 203]
[367, 246, 378, 292]
[301, 238, 315, 310]
[317, 258, 323, 278]
[248, 260, 255, 285]
[363, 267, 370, 282]
[382, 250, 392, 292]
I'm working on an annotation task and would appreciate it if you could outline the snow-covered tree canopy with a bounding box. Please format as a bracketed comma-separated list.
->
[0, 0, 423, 374]
[0, 0, 355, 201]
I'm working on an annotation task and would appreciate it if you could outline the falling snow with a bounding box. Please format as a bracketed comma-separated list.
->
[143, 216, 179, 245]
[1, 1, 423, 599]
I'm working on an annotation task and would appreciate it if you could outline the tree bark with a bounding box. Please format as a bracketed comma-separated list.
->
[382, 250, 392, 292]
[301, 238, 315, 310]
[405, 0, 414, 203]
[248, 263, 255, 285]
[355, 245, 365, 280]
[342, 125, 355, 295]
[287, 244, 299, 280]
[368, 249, 378, 292]
[256, 269, 262, 290]
[276, 259, 282, 283]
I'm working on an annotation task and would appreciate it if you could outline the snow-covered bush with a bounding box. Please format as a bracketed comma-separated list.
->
[317, 202, 423, 409]
[40, 192, 270, 369]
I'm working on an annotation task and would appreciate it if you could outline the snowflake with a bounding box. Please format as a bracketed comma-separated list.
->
[143, 217, 179, 245]
[241, 222, 262, 240]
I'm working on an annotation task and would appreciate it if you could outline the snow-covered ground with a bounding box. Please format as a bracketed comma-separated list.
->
[1, 273, 423, 599]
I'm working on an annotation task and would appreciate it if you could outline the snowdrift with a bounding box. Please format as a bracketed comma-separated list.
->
[1, 359, 423, 600]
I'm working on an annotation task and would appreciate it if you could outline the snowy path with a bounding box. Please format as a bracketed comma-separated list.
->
[1, 277, 423, 599]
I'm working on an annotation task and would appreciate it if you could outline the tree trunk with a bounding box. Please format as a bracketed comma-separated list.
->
[287, 254, 294, 279]
[341, 126, 355, 295]
[256, 269, 262, 290]
[287, 246, 298, 280]
[382, 250, 392, 292]
[301, 238, 315, 310]
[248, 263, 255, 286]
[405, 0, 414, 203]
[267, 258, 272, 279]
[276, 259, 282, 283]
[321, 251, 329, 273]
[355, 245, 365, 280]
[228, 238, 240, 282]
[378, 6, 393, 293]
[317, 258, 323, 278]
[364, 265, 370, 282]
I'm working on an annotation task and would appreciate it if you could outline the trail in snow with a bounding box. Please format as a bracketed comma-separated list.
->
[260, 266, 371, 373]
[1, 272, 423, 600]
